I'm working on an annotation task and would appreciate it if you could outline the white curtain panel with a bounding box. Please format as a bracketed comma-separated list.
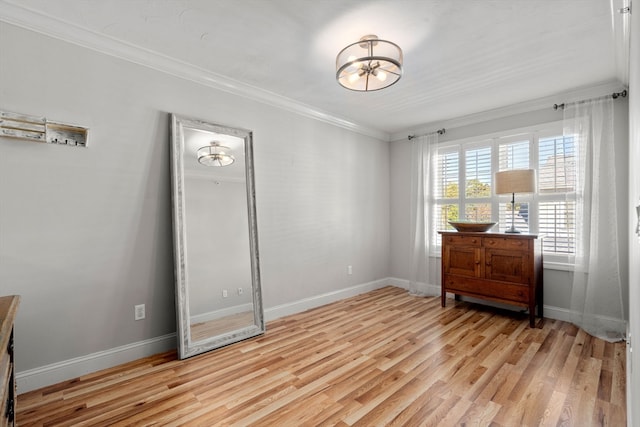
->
[408, 133, 440, 296]
[564, 97, 626, 341]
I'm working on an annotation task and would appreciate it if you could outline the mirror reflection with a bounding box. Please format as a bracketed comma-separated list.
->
[170, 114, 264, 359]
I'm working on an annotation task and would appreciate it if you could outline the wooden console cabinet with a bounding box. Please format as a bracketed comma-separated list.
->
[439, 231, 542, 327]
[0, 296, 20, 427]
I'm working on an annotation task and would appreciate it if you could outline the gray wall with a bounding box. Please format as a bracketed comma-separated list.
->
[389, 104, 629, 312]
[0, 23, 390, 373]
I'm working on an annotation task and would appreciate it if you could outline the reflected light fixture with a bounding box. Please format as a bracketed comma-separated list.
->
[495, 169, 536, 233]
[197, 142, 235, 167]
[336, 35, 403, 91]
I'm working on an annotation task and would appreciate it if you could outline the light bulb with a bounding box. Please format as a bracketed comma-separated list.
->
[348, 73, 360, 84]
[376, 70, 387, 82]
[346, 56, 363, 71]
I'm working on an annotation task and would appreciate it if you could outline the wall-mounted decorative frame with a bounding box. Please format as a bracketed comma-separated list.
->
[0, 110, 88, 147]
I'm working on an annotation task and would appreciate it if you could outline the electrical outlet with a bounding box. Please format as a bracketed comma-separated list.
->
[237, 287, 243, 295]
[222, 289, 228, 298]
[134, 304, 145, 321]
[348, 265, 353, 275]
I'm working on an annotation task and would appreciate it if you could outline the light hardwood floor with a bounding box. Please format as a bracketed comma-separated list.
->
[17, 286, 626, 426]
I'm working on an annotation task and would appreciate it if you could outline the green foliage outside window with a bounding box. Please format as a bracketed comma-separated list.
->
[465, 179, 491, 198]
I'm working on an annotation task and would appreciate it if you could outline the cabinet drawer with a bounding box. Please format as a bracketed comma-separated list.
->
[443, 274, 530, 304]
[1, 351, 9, 426]
[443, 234, 482, 247]
[483, 237, 530, 251]
[2, 377, 10, 427]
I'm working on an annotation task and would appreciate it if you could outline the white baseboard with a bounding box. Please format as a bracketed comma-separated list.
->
[20, 278, 620, 395]
[264, 278, 391, 321]
[542, 305, 628, 338]
[16, 278, 391, 394]
[16, 333, 177, 394]
[386, 278, 440, 295]
[388, 277, 627, 336]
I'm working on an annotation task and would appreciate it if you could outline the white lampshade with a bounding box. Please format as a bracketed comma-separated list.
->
[495, 169, 536, 194]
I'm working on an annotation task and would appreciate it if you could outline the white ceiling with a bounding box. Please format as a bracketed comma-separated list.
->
[0, 0, 630, 139]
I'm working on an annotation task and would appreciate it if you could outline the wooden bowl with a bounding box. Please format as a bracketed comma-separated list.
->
[448, 221, 497, 232]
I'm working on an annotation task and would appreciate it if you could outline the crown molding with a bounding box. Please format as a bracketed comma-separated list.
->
[0, 1, 389, 141]
[391, 79, 626, 142]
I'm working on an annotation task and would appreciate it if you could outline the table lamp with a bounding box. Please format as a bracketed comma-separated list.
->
[495, 169, 536, 233]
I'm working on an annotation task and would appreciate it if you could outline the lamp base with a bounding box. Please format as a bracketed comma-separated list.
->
[505, 194, 521, 233]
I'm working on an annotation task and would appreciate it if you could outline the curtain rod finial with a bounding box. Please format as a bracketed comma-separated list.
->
[612, 90, 627, 99]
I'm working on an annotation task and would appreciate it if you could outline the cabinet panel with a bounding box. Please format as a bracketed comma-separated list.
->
[444, 246, 481, 278]
[0, 350, 9, 426]
[485, 248, 530, 283]
[0, 296, 19, 427]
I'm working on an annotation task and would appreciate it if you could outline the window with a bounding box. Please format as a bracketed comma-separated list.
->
[498, 138, 532, 234]
[537, 135, 576, 255]
[434, 149, 460, 233]
[432, 123, 576, 264]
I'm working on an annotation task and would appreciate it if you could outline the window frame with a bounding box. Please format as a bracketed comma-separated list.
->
[431, 121, 575, 270]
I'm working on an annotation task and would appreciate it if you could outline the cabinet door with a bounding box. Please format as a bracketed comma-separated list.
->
[485, 248, 530, 283]
[443, 245, 482, 278]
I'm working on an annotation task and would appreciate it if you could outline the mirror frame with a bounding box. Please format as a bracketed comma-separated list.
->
[170, 113, 265, 359]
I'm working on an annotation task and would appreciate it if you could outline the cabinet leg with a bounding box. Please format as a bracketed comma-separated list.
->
[529, 311, 535, 328]
[441, 292, 446, 307]
[529, 301, 537, 327]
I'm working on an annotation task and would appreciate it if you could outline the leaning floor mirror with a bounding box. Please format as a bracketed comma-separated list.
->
[170, 113, 264, 359]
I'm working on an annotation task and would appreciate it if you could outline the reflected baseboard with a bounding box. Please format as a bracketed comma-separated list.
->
[190, 303, 254, 324]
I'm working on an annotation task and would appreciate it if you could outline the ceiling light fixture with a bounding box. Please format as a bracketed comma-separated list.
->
[336, 35, 403, 91]
[197, 142, 235, 167]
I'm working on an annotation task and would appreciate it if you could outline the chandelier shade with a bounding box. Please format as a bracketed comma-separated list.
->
[336, 35, 403, 91]
[197, 142, 235, 167]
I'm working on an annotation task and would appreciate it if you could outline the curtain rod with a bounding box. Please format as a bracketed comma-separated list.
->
[553, 90, 627, 110]
[408, 128, 445, 140]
